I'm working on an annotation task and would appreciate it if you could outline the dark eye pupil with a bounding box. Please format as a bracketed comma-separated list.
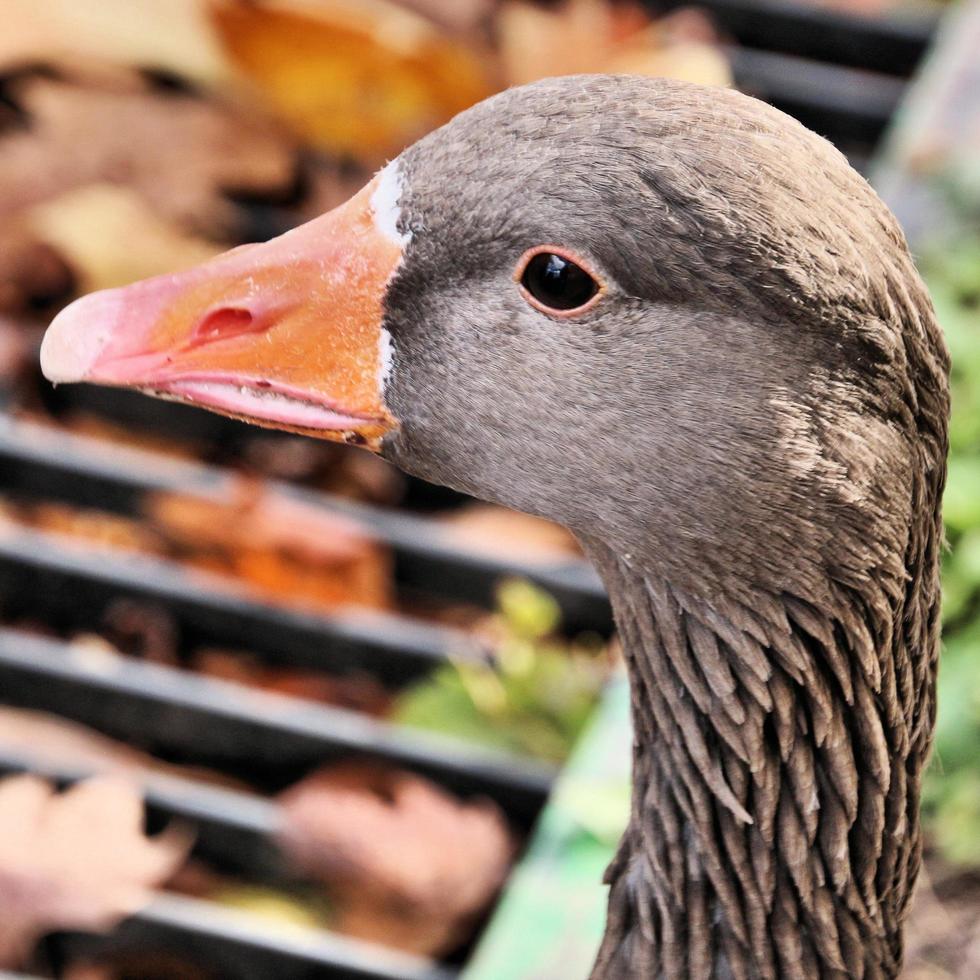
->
[521, 253, 598, 311]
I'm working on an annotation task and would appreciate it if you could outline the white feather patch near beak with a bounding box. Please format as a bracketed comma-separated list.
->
[370, 162, 406, 396]
[370, 160, 411, 248]
[379, 326, 395, 392]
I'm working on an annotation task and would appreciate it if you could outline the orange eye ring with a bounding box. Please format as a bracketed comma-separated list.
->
[514, 245, 605, 318]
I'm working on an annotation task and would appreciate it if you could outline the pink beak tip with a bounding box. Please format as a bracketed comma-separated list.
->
[40, 290, 121, 384]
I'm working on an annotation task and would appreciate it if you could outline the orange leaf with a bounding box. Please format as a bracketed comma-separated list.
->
[0, 775, 189, 968]
[277, 763, 514, 955]
[210, 0, 494, 163]
[498, 0, 730, 90]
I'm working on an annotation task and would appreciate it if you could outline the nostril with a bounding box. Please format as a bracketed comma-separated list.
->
[196, 307, 253, 338]
[190, 306, 258, 346]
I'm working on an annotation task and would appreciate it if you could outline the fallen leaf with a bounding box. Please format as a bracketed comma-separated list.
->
[24, 500, 167, 555]
[0, 477, 392, 613]
[210, 0, 494, 163]
[29, 184, 222, 294]
[498, 0, 730, 89]
[605, 12, 731, 90]
[0, 316, 34, 390]
[497, 0, 612, 84]
[0, 223, 76, 316]
[147, 480, 393, 610]
[440, 503, 581, 563]
[277, 763, 514, 955]
[0, 61, 301, 240]
[393, 0, 498, 36]
[101, 598, 181, 668]
[0, 774, 189, 968]
[192, 648, 393, 714]
[0, 0, 227, 85]
[64, 949, 218, 980]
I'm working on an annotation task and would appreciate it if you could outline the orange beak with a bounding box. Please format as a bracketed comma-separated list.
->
[40, 175, 402, 451]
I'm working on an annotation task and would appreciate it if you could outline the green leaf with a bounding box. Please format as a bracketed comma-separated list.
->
[497, 578, 562, 640]
[393, 580, 609, 763]
[943, 456, 980, 533]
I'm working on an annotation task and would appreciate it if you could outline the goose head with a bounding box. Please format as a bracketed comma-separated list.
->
[41, 74, 949, 976]
[40, 75, 946, 607]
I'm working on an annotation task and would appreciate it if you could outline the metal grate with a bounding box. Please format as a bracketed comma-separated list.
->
[655, 0, 935, 167]
[0, 3, 937, 976]
[0, 416, 577, 978]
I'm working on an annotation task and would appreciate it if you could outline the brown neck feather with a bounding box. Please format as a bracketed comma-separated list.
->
[584, 538, 941, 980]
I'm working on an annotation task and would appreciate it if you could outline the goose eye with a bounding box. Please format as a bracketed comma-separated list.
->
[519, 251, 599, 313]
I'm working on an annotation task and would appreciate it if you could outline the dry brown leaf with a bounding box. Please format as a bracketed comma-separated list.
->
[64, 949, 218, 980]
[25, 500, 166, 555]
[148, 480, 392, 610]
[605, 9, 731, 89]
[101, 598, 181, 668]
[0, 223, 76, 316]
[0, 0, 227, 85]
[210, 0, 494, 163]
[1, 475, 391, 612]
[498, 0, 730, 89]
[441, 503, 581, 563]
[606, 39, 731, 89]
[498, 0, 612, 83]
[150, 481, 369, 563]
[277, 763, 514, 955]
[192, 648, 393, 714]
[394, 0, 498, 36]
[0, 62, 300, 240]
[29, 184, 222, 294]
[0, 774, 189, 968]
[0, 313, 27, 393]
[235, 433, 405, 503]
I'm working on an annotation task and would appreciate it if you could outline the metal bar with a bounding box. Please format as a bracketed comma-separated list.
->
[0, 519, 475, 685]
[0, 745, 286, 881]
[729, 46, 905, 148]
[0, 629, 555, 827]
[0, 416, 611, 632]
[650, 0, 935, 76]
[54, 893, 458, 980]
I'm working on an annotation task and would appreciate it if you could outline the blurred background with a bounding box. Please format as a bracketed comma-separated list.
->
[0, 0, 977, 978]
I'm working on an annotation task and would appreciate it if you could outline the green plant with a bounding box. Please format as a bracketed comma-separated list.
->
[393, 579, 611, 764]
[921, 231, 980, 865]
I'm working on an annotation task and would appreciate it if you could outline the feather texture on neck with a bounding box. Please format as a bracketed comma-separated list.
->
[584, 534, 942, 980]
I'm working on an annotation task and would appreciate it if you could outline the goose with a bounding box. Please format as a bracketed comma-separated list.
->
[40, 75, 949, 979]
